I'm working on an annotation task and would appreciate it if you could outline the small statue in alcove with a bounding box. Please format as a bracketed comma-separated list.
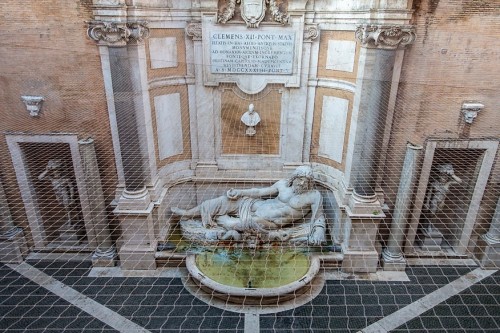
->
[424, 163, 462, 234]
[38, 159, 77, 240]
[241, 103, 261, 136]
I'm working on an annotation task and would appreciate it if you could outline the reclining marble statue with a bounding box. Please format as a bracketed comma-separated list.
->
[171, 166, 327, 245]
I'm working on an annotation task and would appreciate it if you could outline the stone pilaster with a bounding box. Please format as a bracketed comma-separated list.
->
[88, 19, 156, 270]
[341, 25, 415, 273]
[478, 197, 500, 268]
[382, 143, 422, 271]
[78, 138, 117, 267]
[284, 24, 319, 167]
[0, 178, 27, 263]
[87, 20, 152, 202]
[186, 22, 218, 175]
[349, 24, 416, 197]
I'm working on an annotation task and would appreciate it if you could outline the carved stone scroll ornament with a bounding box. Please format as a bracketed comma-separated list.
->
[303, 24, 319, 41]
[355, 25, 416, 50]
[186, 22, 203, 41]
[87, 21, 150, 46]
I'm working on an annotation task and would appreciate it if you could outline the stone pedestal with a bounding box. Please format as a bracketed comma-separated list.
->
[58, 224, 80, 246]
[341, 199, 384, 273]
[342, 245, 380, 274]
[420, 229, 444, 252]
[0, 228, 28, 263]
[478, 236, 500, 268]
[115, 204, 156, 270]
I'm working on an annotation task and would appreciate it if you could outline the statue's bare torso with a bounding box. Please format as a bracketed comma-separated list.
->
[248, 180, 321, 228]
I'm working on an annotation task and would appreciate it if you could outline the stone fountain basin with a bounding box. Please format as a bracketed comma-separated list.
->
[186, 252, 321, 305]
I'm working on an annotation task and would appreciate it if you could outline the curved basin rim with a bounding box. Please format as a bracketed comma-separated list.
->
[186, 254, 321, 297]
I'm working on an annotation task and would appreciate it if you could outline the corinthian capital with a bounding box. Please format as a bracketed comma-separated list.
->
[355, 25, 416, 50]
[87, 21, 150, 46]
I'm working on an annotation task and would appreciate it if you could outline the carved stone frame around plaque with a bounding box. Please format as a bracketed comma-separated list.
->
[200, 13, 305, 94]
[5, 134, 97, 250]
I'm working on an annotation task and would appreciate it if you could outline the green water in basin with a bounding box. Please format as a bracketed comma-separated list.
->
[195, 249, 310, 288]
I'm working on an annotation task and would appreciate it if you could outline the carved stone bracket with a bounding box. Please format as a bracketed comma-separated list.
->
[304, 24, 319, 42]
[355, 25, 416, 50]
[461, 102, 484, 124]
[21, 95, 44, 117]
[186, 22, 203, 41]
[87, 21, 150, 46]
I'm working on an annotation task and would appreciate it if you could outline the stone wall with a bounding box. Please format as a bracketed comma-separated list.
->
[381, 0, 500, 247]
[0, 0, 118, 246]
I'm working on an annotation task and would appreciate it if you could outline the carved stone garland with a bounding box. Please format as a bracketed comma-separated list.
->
[355, 25, 416, 49]
[87, 21, 150, 46]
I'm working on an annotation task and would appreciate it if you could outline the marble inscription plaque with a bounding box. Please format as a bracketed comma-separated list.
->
[210, 31, 294, 74]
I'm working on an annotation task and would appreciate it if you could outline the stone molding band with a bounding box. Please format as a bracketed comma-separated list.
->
[87, 21, 150, 46]
[355, 25, 416, 49]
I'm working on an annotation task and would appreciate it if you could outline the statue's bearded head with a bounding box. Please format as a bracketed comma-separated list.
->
[288, 166, 314, 194]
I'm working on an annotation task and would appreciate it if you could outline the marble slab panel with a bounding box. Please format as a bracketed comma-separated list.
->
[326, 40, 356, 72]
[154, 93, 183, 160]
[319, 96, 349, 163]
[149, 37, 178, 69]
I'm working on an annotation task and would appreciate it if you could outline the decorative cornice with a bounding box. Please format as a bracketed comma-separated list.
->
[87, 21, 150, 46]
[355, 25, 416, 50]
[304, 24, 319, 42]
[186, 22, 202, 41]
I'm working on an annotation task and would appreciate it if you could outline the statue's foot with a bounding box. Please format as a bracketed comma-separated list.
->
[171, 207, 186, 216]
[309, 228, 326, 245]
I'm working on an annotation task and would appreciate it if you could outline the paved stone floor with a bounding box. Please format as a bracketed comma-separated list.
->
[0, 259, 498, 332]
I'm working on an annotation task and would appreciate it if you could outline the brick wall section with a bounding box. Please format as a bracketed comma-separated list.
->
[0, 0, 118, 244]
[382, 0, 500, 240]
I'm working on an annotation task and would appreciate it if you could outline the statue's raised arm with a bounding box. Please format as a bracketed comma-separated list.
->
[226, 184, 279, 200]
[171, 166, 327, 245]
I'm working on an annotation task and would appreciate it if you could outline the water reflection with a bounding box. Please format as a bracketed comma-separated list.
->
[195, 248, 310, 288]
